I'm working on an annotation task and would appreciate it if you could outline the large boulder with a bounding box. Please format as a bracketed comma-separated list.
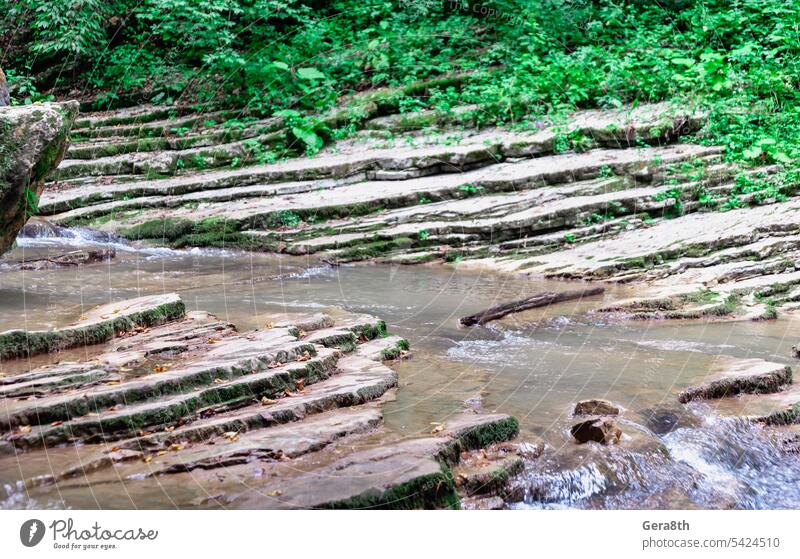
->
[0, 101, 78, 254]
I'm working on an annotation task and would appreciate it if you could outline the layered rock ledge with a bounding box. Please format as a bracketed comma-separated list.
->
[0, 294, 519, 509]
[27, 94, 800, 321]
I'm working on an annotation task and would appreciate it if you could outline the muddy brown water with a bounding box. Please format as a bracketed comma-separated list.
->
[2, 236, 800, 509]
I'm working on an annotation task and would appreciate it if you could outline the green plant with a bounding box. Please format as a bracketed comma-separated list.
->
[458, 184, 484, 196]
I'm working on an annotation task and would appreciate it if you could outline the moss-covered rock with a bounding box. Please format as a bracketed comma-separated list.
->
[0, 293, 185, 360]
[0, 101, 78, 254]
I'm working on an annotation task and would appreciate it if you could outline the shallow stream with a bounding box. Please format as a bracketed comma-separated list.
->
[2, 233, 800, 509]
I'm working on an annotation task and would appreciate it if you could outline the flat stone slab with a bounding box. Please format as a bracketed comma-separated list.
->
[355, 335, 410, 360]
[0, 293, 185, 360]
[703, 381, 800, 427]
[229, 412, 519, 509]
[678, 356, 792, 403]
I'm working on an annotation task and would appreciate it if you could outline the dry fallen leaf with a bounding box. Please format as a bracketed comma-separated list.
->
[164, 426, 175, 432]
[207, 338, 221, 344]
[143, 456, 153, 463]
[152, 364, 170, 373]
[261, 397, 276, 406]
[168, 443, 184, 452]
[19, 425, 32, 433]
[298, 330, 307, 338]
[79, 315, 88, 321]
[430, 422, 445, 434]
[265, 322, 275, 329]
[106, 380, 121, 386]
[156, 450, 168, 457]
[213, 378, 226, 385]
[266, 490, 282, 497]
[223, 431, 240, 442]
[296, 350, 311, 362]
[294, 379, 305, 392]
[50, 420, 64, 427]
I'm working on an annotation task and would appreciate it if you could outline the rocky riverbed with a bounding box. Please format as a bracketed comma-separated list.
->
[2, 95, 800, 509]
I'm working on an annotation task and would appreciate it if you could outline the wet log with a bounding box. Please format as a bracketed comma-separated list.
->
[459, 286, 605, 326]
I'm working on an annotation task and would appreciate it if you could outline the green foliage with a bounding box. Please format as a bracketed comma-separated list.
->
[653, 188, 684, 218]
[4, 0, 800, 196]
[458, 184, 484, 196]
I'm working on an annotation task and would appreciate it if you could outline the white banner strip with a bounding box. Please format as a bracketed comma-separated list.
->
[1, 510, 798, 558]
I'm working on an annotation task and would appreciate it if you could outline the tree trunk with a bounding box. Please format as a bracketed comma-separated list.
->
[459, 286, 605, 326]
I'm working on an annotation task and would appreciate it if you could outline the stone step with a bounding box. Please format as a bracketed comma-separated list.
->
[119, 354, 398, 449]
[43, 102, 712, 214]
[0, 364, 115, 398]
[489, 195, 800, 281]
[355, 335, 410, 361]
[6, 348, 341, 449]
[51, 144, 718, 235]
[51, 407, 385, 487]
[229, 412, 519, 509]
[0, 327, 316, 433]
[72, 105, 201, 131]
[70, 110, 240, 141]
[0, 293, 185, 360]
[709, 382, 800, 425]
[678, 356, 792, 403]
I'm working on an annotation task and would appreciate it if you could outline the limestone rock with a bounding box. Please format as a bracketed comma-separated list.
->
[0, 101, 78, 254]
[571, 417, 622, 444]
[0, 292, 185, 360]
[677, 356, 792, 403]
[574, 398, 620, 416]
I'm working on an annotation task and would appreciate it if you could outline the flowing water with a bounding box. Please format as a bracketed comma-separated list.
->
[2, 232, 800, 509]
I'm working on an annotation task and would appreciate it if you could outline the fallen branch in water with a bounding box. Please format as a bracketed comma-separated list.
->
[459, 286, 605, 326]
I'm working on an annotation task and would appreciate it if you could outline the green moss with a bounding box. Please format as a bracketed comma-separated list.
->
[756, 303, 779, 321]
[762, 402, 800, 426]
[0, 298, 185, 360]
[706, 293, 741, 317]
[337, 237, 415, 261]
[379, 338, 410, 360]
[454, 416, 520, 453]
[120, 217, 278, 251]
[682, 289, 721, 304]
[321, 466, 460, 510]
[348, 319, 387, 341]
